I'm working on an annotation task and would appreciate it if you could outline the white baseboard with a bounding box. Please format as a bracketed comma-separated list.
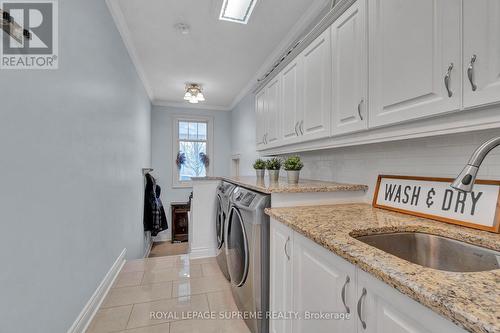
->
[143, 240, 153, 258]
[189, 246, 217, 259]
[67, 248, 127, 333]
[152, 230, 171, 242]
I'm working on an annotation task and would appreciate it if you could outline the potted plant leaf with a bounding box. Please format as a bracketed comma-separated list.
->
[176, 151, 186, 169]
[283, 155, 304, 184]
[253, 159, 266, 179]
[266, 157, 282, 183]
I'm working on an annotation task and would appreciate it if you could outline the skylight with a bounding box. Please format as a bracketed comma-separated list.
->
[219, 0, 257, 24]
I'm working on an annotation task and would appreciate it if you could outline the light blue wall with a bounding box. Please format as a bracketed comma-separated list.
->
[0, 0, 151, 332]
[151, 105, 232, 240]
[231, 93, 259, 175]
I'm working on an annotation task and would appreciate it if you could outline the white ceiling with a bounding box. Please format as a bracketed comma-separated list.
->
[108, 0, 329, 110]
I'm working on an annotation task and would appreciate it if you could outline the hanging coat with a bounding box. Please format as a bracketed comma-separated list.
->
[143, 173, 168, 236]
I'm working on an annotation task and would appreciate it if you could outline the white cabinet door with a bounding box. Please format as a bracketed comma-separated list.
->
[368, 0, 461, 128]
[300, 28, 332, 142]
[331, 0, 368, 135]
[281, 58, 302, 144]
[255, 89, 266, 149]
[269, 219, 293, 333]
[356, 269, 467, 333]
[266, 76, 281, 146]
[463, 0, 500, 108]
[292, 231, 356, 333]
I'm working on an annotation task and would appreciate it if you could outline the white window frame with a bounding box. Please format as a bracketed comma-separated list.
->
[172, 115, 214, 188]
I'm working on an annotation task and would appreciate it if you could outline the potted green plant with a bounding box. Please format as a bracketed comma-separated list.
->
[283, 155, 304, 184]
[266, 157, 282, 183]
[253, 159, 266, 178]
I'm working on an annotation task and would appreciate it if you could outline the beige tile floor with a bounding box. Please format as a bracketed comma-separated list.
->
[148, 242, 189, 258]
[86, 255, 250, 333]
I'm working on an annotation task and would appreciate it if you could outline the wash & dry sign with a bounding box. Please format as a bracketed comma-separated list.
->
[373, 175, 500, 233]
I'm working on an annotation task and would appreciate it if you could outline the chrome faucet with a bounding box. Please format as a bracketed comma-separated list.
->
[451, 136, 500, 192]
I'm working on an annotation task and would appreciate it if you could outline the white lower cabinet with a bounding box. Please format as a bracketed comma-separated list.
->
[355, 269, 467, 333]
[269, 218, 467, 333]
[269, 219, 293, 333]
[292, 231, 356, 333]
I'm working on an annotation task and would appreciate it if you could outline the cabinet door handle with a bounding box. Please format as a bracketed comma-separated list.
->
[294, 122, 299, 136]
[467, 54, 477, 91]
[357, 99, 364, 120]
[299, 120, 304, 135]
[341, 276, 351, 314]
[357, 288, 367, 329]
[444, 63, 454, 97]
[284, 236, 290, 261]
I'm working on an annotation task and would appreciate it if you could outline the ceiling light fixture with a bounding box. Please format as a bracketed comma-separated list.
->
[183, 84, 205, 104]
[219, 0, 257, 24]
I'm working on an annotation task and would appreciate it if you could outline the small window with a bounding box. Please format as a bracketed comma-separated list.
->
[173, 116, 213, 187]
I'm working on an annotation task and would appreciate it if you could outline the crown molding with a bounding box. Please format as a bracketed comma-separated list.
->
[227, 0, 332, 111]
[251, 0, 355, 94]
[105, 0, 155, 100]
[153, 99, 232, 111]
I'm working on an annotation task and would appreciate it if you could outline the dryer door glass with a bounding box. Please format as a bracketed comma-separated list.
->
[216, 195, 224, 249]
[226, 207, 249, 287]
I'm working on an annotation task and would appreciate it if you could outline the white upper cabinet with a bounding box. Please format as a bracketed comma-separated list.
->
[255, 0, 500, 153]
[265, 76, 281, 146]
[255, 77, 281, 149]
[462, 0, 500, 108]
[368, 0, 462, 128]
[331, 0, 368, 135]
[300, 28, 332, 141]
[281, 58, 302, 144]
[255, 89, 266, 148]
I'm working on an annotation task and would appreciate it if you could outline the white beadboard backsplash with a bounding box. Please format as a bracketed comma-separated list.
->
[288, 128, 500, 202]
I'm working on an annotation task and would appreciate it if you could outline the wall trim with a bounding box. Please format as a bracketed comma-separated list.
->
[143, 240, 153, 258]
[251, 0, 356, 94]
[67, 248, 127, 333]
[105, 0, 154, 100]
[189, 246, 217, 259]
[229, 0, 332, 110]
[260, 106, 500, 155]
[153, 99, 231, 112]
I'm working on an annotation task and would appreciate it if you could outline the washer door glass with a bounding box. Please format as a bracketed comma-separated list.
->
[216, 195, 224, 249]
[226, 207, 249, 287]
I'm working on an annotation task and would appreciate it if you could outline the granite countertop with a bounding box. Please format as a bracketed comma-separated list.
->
[192, 176, 368, 194]
[265, 203, 500, 333]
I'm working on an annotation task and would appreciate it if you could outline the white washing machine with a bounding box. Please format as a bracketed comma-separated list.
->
[226, 186, 270, 333]
[215, 181, 236, 281]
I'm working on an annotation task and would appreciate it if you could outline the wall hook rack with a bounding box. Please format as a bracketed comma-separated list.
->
[142, 168, 154, 175]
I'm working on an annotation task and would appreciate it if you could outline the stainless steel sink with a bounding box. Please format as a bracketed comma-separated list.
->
[355, 232, 500, 272]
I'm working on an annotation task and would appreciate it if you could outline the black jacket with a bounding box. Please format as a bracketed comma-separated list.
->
[143, 173, 168, 236]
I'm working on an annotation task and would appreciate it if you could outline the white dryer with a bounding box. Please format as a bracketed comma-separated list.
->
[215, 181, 236, 281]
[226, 186, 270, 333]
